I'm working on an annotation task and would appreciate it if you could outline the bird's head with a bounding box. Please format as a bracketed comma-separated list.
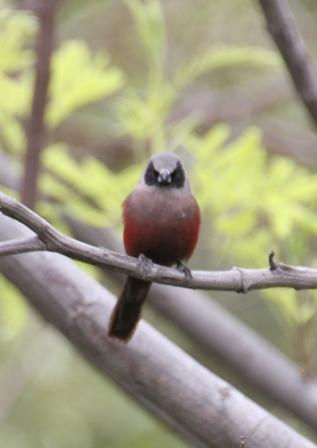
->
[143, 152, 188, 190]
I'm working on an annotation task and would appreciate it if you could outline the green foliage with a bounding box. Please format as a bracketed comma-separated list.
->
[0, 9, 125, 154]
[117, 84, 174, 149]
[0, 7, 36, 72]
[41, 144, 139, 227]
[0, 8, 34, 154]
[47, 40, 125, 128]
[190, 126, 317, 264]
[188, 126, 317, 325]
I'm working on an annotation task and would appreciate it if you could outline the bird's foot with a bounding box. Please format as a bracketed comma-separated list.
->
[137, 254, 153, 277]
[176, 261, 193, 280]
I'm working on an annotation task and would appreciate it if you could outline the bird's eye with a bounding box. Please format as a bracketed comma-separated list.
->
[171, 163, 185, 188]
[144, 162, 160, 186]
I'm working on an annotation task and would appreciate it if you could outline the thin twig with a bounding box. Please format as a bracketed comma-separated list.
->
[258, 0, 317, 127]
[21, 0, 57, 209]
[2, 192, 317, 292]
[0, 236, 45, 256]
[269, 250, 277, 270]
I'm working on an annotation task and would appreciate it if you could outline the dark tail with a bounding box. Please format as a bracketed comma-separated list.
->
[108, 277, 151, 342]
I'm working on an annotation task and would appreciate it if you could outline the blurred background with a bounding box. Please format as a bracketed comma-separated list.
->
[1, 0, 317, 446]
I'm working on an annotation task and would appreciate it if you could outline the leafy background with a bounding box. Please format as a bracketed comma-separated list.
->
[1, 0, 317, 446]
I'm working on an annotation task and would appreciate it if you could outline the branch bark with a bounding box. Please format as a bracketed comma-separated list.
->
[258, 0, 317, 127]
[21, 0, 57, 208]
[0, 215, 315, 448]
[3, 192, 317, 292]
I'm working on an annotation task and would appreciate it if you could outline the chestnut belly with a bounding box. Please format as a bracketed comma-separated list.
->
[124, 218, 199, 266]
[122, 187, 200, 266]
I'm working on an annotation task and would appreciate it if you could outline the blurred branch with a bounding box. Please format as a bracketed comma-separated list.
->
[0, 217, 315, 448]
[68, 216, 317, 433]
[21, 0, 57, 209]
[258, 0, 317, 127]
[4, 193, 317, 291]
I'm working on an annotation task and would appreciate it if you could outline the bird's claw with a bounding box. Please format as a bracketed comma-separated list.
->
[176, 261, 193, 280]
[137, 254, 153, 276]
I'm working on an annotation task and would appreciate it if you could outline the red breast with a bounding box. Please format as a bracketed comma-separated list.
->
[122, 153, 200, 266]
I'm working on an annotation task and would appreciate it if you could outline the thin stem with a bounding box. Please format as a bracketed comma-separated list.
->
[21, 0, 57, 209]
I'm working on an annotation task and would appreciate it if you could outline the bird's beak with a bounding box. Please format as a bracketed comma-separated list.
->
[158, 168, 172, 185]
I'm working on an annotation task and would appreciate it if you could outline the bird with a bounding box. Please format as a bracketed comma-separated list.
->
[108, 152, 200, 342]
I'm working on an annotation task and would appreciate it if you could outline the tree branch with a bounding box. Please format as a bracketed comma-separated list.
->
[21, 0, 57, 208]
[0, 235, 45, 256]
[0, 215, 315, 448]
[67, 217, 317, 433]
[258, 0, 317, 127]
[2, 192, 317, 292]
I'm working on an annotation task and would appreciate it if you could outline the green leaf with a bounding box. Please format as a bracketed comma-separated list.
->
[47, 40, 125, 128]
[116, 83, 173, 144]
[0, 8, 36, 72]
[216, 210, 256, 237]
[0, 75, 30, 117]
[42, 144, 140, 227]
